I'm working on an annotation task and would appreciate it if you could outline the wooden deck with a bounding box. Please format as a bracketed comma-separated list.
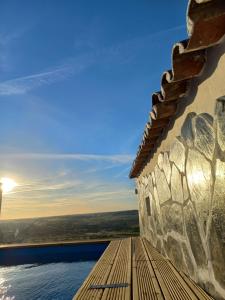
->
[73, 237, 214, 300]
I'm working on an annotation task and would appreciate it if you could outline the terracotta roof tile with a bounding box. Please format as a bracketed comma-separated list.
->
[129, 0, 225, 178]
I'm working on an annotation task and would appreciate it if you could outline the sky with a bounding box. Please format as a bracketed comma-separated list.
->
[0, 0, 187, 219]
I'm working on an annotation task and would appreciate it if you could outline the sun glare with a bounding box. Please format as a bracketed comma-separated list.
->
[1, 177, 18, 194]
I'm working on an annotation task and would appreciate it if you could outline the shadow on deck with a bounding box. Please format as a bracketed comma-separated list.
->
[73, 237, 214, 300]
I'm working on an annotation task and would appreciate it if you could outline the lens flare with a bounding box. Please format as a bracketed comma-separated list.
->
[1, 177, 17, 194]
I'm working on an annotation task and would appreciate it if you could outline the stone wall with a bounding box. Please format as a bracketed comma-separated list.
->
[136, 98, 225, 300]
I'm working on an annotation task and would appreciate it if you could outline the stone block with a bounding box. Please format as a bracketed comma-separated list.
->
[193, 114, 215, 160]
[171, 164, 183, 203]
[184, 202, 207, 268]
[161, 203, 183, 235]
[181, 112, 196, 147]
[186, 148, 212, 232]
[163, 152, 171, 185]
[169, 137, 186, 173]
[155, 165, 171, 204]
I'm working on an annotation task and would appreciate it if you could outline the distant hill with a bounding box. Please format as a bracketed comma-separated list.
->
[0, 210, 139, 245]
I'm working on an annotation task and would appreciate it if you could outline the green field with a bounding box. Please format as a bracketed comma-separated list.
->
[0, 210, 139, 245]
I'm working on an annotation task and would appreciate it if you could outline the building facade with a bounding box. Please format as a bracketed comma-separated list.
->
[130, 1, 225, 299]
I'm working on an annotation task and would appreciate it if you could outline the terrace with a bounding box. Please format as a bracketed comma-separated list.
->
[74, 237, 213, 300]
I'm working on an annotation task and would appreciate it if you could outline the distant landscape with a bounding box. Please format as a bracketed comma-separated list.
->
[0, 210, 139, 245]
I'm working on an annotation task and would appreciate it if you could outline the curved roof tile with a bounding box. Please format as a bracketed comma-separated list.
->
[129, 0, 225, 178]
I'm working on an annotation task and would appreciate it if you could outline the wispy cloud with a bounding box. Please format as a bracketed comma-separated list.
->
[0, 51, 95, 96]
[0, 152, 134, 163]
[145, 25, 185, 39]
[0, 24, 185, 96]
[2, 167, 136, 219]
[8, 180, 82, 196]
[114, 166, 131, 178]
[98, 24, 186, 65]
[0, 39, 96, 95]
[0, 28, 29, 72]
[0, 29, 27, 47]
[0, 67, 73, 95]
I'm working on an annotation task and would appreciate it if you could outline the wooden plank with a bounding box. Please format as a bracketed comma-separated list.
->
[125, 238, 132, 300]
[133, 237, 164, 300]
[142, 239, 168, 261]
[143, 238, 205, 300]
[101, 238, 131, 300]
[142, 239, 172, 300]
[170, 262, 214, 300]
[73, 240, 121, 300]
[132, 238, 139, 300]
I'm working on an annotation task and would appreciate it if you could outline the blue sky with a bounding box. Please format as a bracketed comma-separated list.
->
[0, 0, 187, 219]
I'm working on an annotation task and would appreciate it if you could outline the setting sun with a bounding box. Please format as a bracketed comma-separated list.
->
[1, 177, 18, 194]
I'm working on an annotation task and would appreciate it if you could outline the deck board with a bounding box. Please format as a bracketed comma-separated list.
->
[143, 239, 199, 300]
[101, 238, 131, 300]
[73, 240, 121, 300]
[133, 238, 164, 300]
[73, 237, 214, 300]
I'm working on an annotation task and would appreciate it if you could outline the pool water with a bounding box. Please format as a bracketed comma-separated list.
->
[0, 243, 108, 300]
[0, 261, 96, 300]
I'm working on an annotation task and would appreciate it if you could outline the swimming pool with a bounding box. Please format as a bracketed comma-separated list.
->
[0, 242, 108, 300]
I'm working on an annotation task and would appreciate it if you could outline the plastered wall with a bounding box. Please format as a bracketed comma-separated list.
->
[136, 40, 225, 300]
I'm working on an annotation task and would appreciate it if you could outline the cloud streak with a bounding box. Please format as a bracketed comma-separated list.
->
[0, 28, 29, 71]
[0, 65, 78, 95]
[0, 24, 185, 96]
[3, 171, 136, 219]
[0, 152, 134, 163]
[0, 150, 136, 219]
[0, 52, 95, 95]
